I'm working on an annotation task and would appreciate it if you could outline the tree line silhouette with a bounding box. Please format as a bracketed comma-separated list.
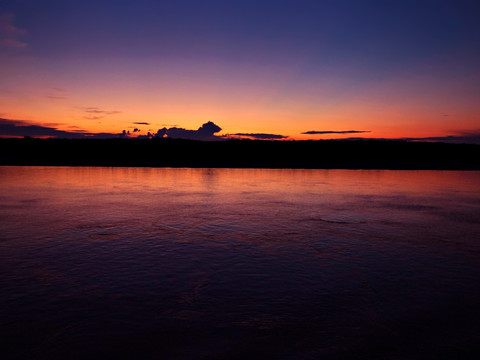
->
[1, 138, 479, 169]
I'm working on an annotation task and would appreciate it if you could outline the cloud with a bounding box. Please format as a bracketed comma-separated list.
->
[0, 118, 126, 139]
[45, 87, 67, 100]
[133, 122, 150, 125]
[0, 13, 27, 49]
[82, 107, 121, 120]
[0, 119, 223, 140]
[153, 121, 222, 140]
[302, 130, 371, 135]
[0, 118, 84, 138]
[84, 107, 120, 115]
[46, 95, 67, 100]
[231, 133, 288, 140]
[2, 118, 479, 145]
[198, 121, 222, 136]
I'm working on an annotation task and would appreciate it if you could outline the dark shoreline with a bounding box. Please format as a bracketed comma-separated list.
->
[1, 138, 479, 170]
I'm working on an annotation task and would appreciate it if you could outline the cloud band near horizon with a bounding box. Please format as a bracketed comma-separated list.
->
[1, 118, 480, 144]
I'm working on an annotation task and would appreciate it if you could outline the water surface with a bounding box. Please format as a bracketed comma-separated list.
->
[1, 167, 479, 359]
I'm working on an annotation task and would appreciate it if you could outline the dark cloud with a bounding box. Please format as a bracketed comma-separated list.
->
[198, 121, 222, 136]
[0, 118, 125, 139]
[0, 13, 27, 49]
[231, 133, 288, 140]
[155, 128, 167, 137]
[2, 118, 479, 144]
[136, 132, 156, 139]
[302, 130, 371, 135]
[0, 119, 223, 140]
[153, 121, 222, 140]
[0, 118, 80, 138]
[133, 122, 150, 125]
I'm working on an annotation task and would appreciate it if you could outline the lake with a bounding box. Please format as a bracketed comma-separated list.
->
[1, 167, 479, 359]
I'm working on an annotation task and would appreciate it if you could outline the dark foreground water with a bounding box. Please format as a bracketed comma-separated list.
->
[1, 167, 479, 360]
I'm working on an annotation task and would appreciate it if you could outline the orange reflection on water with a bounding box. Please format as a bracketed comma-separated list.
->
[2, 167, 479, 196]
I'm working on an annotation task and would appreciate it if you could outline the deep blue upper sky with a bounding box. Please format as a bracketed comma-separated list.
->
[5, 0, 480, 66]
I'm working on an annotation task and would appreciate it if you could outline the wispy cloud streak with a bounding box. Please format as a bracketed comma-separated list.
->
[231, 133, 288, 140]
[302, 130, 371, 135]
[0, 13, 27, 48]
[82, 107, 121, 120]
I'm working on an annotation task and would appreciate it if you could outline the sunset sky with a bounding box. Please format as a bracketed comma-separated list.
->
[1, 0, 479, 141]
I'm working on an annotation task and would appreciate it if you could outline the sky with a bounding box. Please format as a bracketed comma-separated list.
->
[1, 0, 479, 141]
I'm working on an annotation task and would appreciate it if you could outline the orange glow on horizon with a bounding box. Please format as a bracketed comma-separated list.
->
[1, 56, 479, 141]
